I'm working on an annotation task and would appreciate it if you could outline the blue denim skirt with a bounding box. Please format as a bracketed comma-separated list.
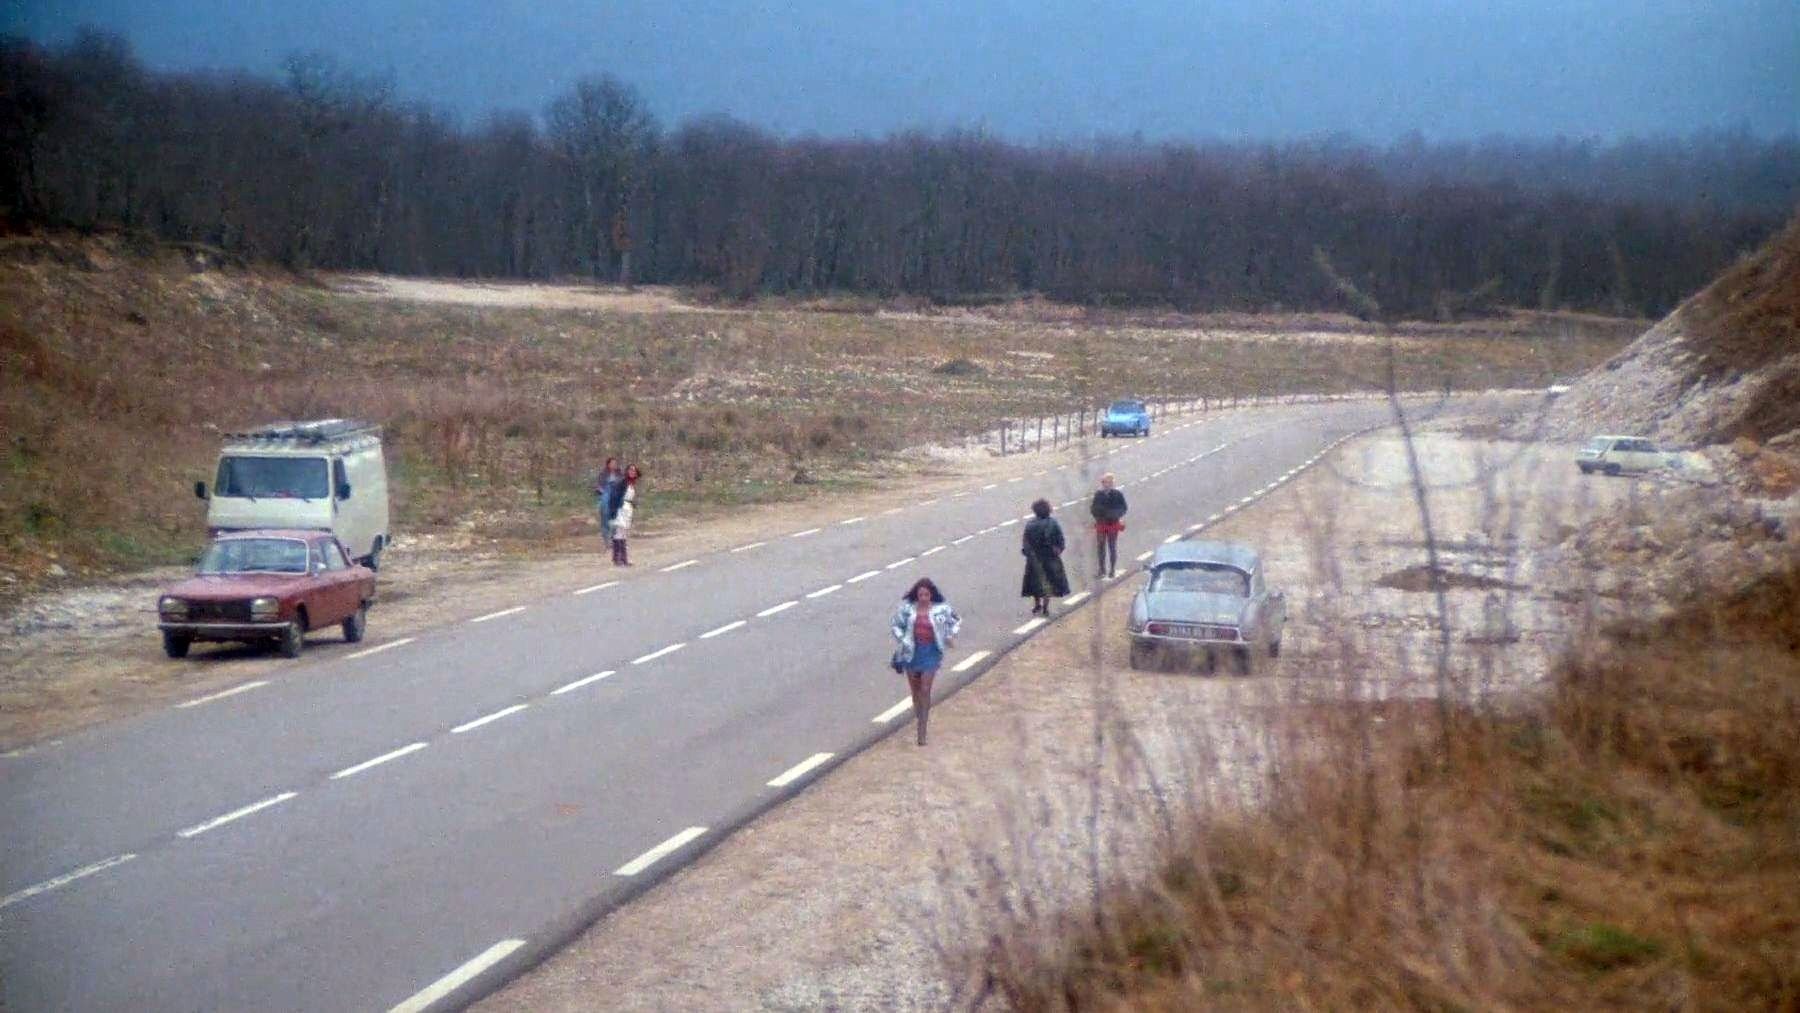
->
[904, 639, 944, 674]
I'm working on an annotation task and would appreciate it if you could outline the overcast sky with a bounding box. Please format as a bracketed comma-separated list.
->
[8, 0, 1798, 140]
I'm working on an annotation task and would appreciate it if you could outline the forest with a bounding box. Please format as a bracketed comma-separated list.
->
[3, 29, 1795, 318]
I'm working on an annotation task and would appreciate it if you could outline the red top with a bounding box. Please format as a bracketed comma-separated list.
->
[913, 608, 935, 645]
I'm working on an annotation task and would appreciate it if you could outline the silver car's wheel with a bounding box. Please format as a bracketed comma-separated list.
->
[1268, 634, 1282, 658]
[1128, 641, 1155, 670]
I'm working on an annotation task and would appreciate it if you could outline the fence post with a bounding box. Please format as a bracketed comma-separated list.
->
[1036, 416, 1044, 451]
[1001, 423, 1008, 456]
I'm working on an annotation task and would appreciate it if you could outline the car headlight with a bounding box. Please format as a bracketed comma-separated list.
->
[159, 596, 188, 619]
[250, 597, 280, 619]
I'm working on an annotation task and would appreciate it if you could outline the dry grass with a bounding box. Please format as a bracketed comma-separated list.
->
[0, 230, 1629, 593]
[964, 562, 1800, 1011]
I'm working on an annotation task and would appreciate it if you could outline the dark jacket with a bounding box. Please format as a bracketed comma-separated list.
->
[1090, 487, 1128, 523]
[1020, 516, 1071, 598]
[596, 470, 626, 518]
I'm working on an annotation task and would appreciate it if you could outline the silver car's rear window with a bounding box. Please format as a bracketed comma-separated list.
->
[1149, 563, 1248, 596]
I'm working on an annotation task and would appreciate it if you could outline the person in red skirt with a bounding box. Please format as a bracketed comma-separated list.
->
[1089, 472, 1128, 578]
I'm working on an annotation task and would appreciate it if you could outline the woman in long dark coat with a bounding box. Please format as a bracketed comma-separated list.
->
[1021, 498, 1070, 616]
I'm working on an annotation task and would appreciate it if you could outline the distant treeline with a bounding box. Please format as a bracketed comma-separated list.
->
[4, 30, 1795, 318]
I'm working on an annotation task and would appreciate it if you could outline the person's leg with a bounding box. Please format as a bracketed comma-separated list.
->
[916, 672, 935, 745]
[619, 538, 630, 566]
[1097, 533, 1108, 578]
[1106, 533, 1119, 577]
[906, 672, 924, 741]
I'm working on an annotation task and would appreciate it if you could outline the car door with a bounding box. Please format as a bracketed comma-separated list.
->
[318, 537, 359, 623]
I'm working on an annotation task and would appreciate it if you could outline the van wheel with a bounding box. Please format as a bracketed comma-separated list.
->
[342, 604, 368, 643]
[277, 620, 305, 659]
[162, 632, 192, 659]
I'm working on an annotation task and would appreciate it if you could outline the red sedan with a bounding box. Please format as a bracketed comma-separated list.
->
[157, 530, 376, 659]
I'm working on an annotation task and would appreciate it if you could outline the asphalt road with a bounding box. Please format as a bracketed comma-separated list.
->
[1, 395, 1453, 1011]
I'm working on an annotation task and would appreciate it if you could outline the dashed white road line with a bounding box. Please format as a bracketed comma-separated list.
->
[331, 742, 428, 779]
[1136, 550, 1155, 561]
[1187, 523, 1205, 532]
[346, 636, 416, 659]
[981, 483, 998, 490]
[880, 507, 903, 516]
[729, 541, 767, 554]
[1064, 591, 1091, 606]
[839, 516, 866, 526]
[951, 650, 992, 673]
[790, 527, 821, 538]
[767, 752, 835, 787]
[951, 535, 975, 545]
[700, 620, 747, 639]
[452, 704, 528, 734]
[572, 581, 620, 596]
[999, 518, 1019, 527]
[1061, 498, 1080, 507]
[632, 643, 686, 665]
[805, 584, 843, 599]
[1005, 476, 1024, 484]
[470, 606, 525, 624]
[615, 826, 707, 876]
[846, 570, 882, 584]
[660, 559, 698, 573]
[871, 697, 912, 724]
[1163, 534, 1182, 543]
[1238, 496, 1255, 505]
[885, 557, 916, 569]
[175, 680, 269, 710]
[1206, 513, 1223, 523]
[388, 938, 527, 1013]
[920, 545, 945, 557]
[551, 670, 614, 695]
[1013, 618, 1047, 635]
[756, 600, 799, 618]
[918, 498, 939, 507]
[177, 791, 297, 839]
[1, 853, 137, 912]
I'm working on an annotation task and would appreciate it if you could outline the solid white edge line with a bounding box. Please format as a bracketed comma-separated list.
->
[951, 650, 992, 673]
[756, 600, 799, 618]
[920, 545, 946, 557]
[1207, 513, 1223, 523]
[177, 791, 298, 838]
[0, 853, 138, 911]
[790, 527, 821, 538]
[331, 742, 428, 779]
[1064, 591, 1091, 605]
[660, 559, 698, 573]
[1013, 618, 1047, 635]
[872, 697, 913, 723]
[805, 584, 842, 599]
[551, 670, 615, 695]
[175, 680, 269, 709]
[999, 518, 1019, 527]
[615, 826, 708, 876]
[846, 570, 882, 584]
[346, 637, 418, 660]
[839, 516, 866, 526]
[451, 704, 528, 734]
[700, 620, 746, 639]
[470, 606, 525, 624]
[885, 556, 917, 569]
[729, 541, 767, 553]
[1163, 534, 1181, 543]
[1188, 523, 1205, 532]
[632, 642, 687, 665]
[387, 938, 527, 1013]
[767, 751, 835, 787]
[572, 581, 620, 596]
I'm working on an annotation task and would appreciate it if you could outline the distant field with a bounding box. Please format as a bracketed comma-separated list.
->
[0, 232, 1638, 589]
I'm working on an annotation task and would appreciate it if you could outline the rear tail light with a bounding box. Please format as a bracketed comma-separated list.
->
[1146, 622, 1168, 635]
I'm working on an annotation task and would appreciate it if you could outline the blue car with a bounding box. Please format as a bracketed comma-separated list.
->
[1101, 398, 1151, 438]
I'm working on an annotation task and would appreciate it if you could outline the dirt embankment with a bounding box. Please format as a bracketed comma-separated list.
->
[1536, 214, 1800, 449]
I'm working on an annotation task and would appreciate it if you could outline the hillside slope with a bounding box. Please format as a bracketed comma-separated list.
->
[1537, 214, 1800, 447]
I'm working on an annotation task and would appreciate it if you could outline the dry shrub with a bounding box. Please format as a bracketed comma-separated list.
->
[969, 564, 1800, 1010]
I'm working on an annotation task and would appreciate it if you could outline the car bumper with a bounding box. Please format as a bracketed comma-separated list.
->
[1131, 632, 1246, 651]
[159, 621, 288, 641]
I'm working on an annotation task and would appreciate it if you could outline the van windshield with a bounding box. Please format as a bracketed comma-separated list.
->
[216, 456, 329, 499]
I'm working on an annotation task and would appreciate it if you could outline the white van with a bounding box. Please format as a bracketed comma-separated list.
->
[197, 420, 392, 569]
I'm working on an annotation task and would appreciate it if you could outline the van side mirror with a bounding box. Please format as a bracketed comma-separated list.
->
[194, 481, 209, 500]
[337, 482, 352, 501]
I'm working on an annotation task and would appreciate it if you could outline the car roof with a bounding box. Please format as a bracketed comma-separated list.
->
[1150, 539, 1259, 572]
[213, 529, 329, 542]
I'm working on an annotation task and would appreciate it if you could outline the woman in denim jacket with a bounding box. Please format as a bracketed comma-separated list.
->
[891, 577, 961, 746]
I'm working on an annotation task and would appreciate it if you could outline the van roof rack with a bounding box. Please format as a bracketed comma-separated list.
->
[224, 419, 381, 443]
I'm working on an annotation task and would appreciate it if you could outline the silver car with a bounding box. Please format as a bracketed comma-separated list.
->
[1577, 435, 1666, 476]
[1127, 540, 1286, 672]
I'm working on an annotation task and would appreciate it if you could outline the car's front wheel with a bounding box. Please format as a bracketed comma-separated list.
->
[162, 631, 191, 659]
[342, 604, 368, 643]
[1232, 648, 1254, 675]
[1578, 462, 1594, 474]
[277, 620, 305, 659]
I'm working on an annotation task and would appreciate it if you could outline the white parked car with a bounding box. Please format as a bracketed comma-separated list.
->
[1577, 435, 1667, 476]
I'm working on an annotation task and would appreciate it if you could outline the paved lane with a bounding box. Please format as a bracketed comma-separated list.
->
[1, 395, 1443, 1011]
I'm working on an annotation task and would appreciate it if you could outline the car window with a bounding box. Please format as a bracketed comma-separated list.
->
[1149, 563, 1248, 596]
[1584, 437, 1612, 452]
[216, 455, 330, 499]
[198, 538, 310, 574]
[1110, 400, 1145, 413]
[319, 540, 348, 571]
